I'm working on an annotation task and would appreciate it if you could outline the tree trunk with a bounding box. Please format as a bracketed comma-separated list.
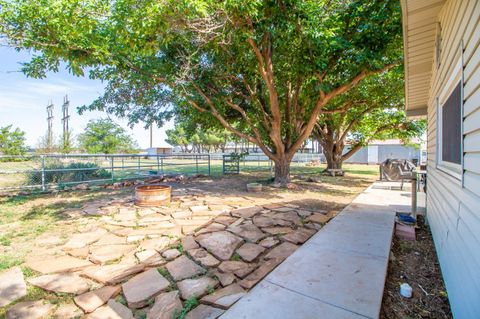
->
[324, 149, 344, 170]
[273, 156, 292, 186]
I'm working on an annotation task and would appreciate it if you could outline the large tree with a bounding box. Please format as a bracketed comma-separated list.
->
[0, 125, 28, 156]
[78, 119, 138, 154]
[0, 0, 403, 185]
[313, 68, 426, 171]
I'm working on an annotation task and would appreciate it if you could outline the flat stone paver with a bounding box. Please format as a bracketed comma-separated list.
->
[258, 237, 279, 248]
[74, 286, 121, 313]
[122, 269, 170, 308]
[6, 300, 55, 319]
[162, 249, 182, 260]
[177, 276, 219, 300]
[201, 284, 246, 309]
[238, 258, 282, 290]
[220, 182, 401, 319]
[230, 207, 261, 219]
[52, 302, 83, 318]
[63, 229, 107, 249]
[185, 305, 224, 319]
[89, 244, 136, 264]
[26, 255, 93, 274]
[196, 231, 244, 260]
[85, 299, 133, 319]
[217, 261, 256, 279]
[166, 255, 205, 281]
[264, 242, 298, 260]
[228, 224, 266, 243]
[135, 250, 165, 266]
[0, 267, 27, 307]
[27, 273, 90, 295]
[281, 227, 315, 244]
[181, 235, 199, 251]
[147, 291, 183, 319]
[189, 248, 220, 267]
[82, 264, 145, 285]
[235, 243, 265, 262]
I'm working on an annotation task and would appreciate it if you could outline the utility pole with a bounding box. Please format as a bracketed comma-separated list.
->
[61, 95, 70, 151]
[149, 124, 153, 149]
[46, 101, 54, 151]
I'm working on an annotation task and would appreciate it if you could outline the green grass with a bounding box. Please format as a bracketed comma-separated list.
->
[0, 155, 379, 190]
[173, 296, 199, 319]
[0, 253, 24, 271]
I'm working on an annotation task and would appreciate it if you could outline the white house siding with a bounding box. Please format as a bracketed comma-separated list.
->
[343, 144, 420, 164]
[425, 0, 480, 317]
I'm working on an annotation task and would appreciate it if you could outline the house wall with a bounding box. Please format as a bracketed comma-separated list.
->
[426, 0, 480, 317]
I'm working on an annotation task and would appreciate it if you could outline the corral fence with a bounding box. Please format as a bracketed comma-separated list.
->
[0, 152, 323, 192]
[0, 154, 210, 191]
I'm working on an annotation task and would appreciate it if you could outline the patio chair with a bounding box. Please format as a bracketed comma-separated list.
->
[398, 164, 415, 191]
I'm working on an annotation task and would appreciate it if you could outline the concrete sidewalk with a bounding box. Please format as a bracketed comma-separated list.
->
[220, 182, 418, 319]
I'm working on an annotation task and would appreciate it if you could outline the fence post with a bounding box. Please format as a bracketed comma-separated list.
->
[195, 155, 199, 174]
[161, 157, 164, 174]
[41, 155, 46, 191]
[156, 155, 160, 174]
[208, 155, 211, 176]
[121, 157, 125, 179]
[138, 157, 141, 175]
[111, 156, 115, 182]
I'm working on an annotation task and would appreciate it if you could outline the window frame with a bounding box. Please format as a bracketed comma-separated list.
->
[436, 54, 463, 181]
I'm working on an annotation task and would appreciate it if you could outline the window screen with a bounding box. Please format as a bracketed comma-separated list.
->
[441, 82, 462, 164]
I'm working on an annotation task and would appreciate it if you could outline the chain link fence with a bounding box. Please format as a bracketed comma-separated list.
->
[0, 152, 323, 192]
[0, 154, 210, 192]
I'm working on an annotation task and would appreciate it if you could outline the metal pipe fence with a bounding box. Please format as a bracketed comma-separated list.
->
[0, 152, 323, 192]
[0, 154, 210, 191]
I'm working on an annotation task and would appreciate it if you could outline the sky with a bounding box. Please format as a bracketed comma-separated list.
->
[0, 46, 174, 149]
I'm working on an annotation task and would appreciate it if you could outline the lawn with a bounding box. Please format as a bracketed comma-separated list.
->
[0, 155, 378, 191]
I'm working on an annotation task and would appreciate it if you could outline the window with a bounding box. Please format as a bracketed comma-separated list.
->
[437, 57, 463, 179]
[441, 83, 462, 164]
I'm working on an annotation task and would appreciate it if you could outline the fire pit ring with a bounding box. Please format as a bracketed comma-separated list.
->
[135, 184, 172, 206]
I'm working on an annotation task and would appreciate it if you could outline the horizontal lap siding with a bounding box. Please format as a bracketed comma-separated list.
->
[426, 0, 480, 318]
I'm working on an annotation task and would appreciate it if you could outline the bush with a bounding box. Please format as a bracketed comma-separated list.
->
[28, 161, 111, 185]
[0, 155, 31, 162]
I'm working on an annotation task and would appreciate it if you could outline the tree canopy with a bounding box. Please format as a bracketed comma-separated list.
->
[78, 119, 138, 154]
[0, 125, 28, 156]
[0, 0, 403, 184]
[313, 67, 426, 170]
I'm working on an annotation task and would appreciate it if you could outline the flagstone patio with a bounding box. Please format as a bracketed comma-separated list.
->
[1, 181, 346, 318]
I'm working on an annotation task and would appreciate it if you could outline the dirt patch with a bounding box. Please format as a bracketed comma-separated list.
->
[381, 216, 452, 319]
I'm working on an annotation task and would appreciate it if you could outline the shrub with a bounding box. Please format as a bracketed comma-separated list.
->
[27, 161, 111, 185]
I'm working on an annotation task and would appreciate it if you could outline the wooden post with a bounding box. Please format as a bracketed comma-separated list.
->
[411, 176, 417, 219]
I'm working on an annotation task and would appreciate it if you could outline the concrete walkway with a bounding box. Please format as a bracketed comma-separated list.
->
[221, 181, 418, 319]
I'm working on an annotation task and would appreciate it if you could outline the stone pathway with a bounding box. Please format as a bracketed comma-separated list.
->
[220, 181, 413, 319]
[1, 186, 337, 318]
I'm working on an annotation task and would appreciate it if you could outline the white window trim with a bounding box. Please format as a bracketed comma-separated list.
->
[436, 54, 463, 181]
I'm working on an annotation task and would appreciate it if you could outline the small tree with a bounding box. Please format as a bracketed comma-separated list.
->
[165, 126, 190, 153]
[78, 119, 138, 154]
[313, 69, 426, 171]
[35, 133, 59, 154]
[0, 125, 28, 156]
